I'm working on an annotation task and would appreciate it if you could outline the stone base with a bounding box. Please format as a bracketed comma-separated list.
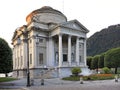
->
[12, 66, 90, 79]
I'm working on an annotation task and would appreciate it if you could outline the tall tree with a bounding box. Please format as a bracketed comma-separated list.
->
[87, 56, 93, 69]
[98, 53, 105, 68]
[91, 55, 100, 73]
[104, 47, 120, 74]
[0, 38, 12, 77]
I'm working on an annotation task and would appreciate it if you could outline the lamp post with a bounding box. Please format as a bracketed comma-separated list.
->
[21, 26, 31, 87]
[17, 31, 30, 87]
[24, 31, 31, 87]
[26, 37, 30, 87]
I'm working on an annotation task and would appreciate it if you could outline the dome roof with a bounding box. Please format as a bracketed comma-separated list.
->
[26, 6, 67, 23]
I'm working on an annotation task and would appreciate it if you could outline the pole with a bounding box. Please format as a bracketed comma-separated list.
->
[26, 36, 30, 87]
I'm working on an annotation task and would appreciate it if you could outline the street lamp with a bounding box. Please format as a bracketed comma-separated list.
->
[23, 30, 31, 87]
[19, 26, 30, 87]
[25, 37, 30, 87]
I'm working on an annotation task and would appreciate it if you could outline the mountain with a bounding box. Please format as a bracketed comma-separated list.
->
[87, 24, 120, 56]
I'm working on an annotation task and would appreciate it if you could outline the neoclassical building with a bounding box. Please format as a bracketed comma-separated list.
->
[12, 6, 89, 78]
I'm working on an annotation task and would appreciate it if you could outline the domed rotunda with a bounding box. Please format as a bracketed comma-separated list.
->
[12, 6, 89, 78]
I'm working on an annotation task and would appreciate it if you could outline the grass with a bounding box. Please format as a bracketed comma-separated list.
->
[62, 74, 117, 81]
[0, 77, 17, 82]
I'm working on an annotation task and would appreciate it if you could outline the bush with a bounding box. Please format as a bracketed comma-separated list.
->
[102, 67, 111, 74]
[62, 74, 115, 81]
[71, 67, 81, 76]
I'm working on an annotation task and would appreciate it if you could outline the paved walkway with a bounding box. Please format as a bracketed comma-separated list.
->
[0, 78, 120, 90]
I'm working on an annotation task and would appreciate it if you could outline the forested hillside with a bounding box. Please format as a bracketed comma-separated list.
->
[87, 24, 120, 56]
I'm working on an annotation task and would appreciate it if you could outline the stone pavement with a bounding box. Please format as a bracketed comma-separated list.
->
[0, 78, 120, 90]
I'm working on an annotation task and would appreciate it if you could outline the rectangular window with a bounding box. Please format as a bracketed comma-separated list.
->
[63, 54, 67, 62]
[30, 54, 32, 64]
[39, 38, 43, 43]
[39, 53, 43, 64]
[79, 56, 82, 62]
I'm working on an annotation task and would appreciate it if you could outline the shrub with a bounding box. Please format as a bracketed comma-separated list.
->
[102, 67, 111, 74]
[62, 74, 115, 81]
[71, 67, 81, 76]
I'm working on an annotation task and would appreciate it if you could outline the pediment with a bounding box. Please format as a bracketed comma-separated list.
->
[61, 20, 89, 33]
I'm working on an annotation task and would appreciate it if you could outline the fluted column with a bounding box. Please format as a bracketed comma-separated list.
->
[68, 35, 71, 66]
[59, 34, 63, 67]
[84, 39, 87, 66]
[76, 37, 79, 66]
[32, 37, 37, 68]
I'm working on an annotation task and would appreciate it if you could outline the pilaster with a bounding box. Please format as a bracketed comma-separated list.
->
[84, 38, 87, 66]
[76, 37, 79, 66]
[59, 34, 63, 67]
[68, 35, 71, 66]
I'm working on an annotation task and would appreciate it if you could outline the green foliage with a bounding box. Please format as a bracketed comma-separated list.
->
[91, 55, 100, 70]
[87, 24, 120, 56]
[0, 77, 17, 82]
[102, 67, 111, 74]
[98, 53, 105, 68]
[62, 76, 80, 81]
[62, 74, 115, 81]
[87, 56, 93, 69]
[71, 67, 81, 76]
[0, 38, 13, 75]
[104, 47, 120, 74]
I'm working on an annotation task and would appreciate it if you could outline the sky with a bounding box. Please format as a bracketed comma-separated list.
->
[0, 0, 120, 47]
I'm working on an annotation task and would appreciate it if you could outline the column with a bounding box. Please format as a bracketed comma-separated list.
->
[68, 35, 71, 66]
[84, 39, 87, 66]
[49, 37, 55, 66]
[76, 37, 79, 66]
[59, 34, 63, 67]
[23, 42, 27, 68]
[32, 37, 37, 68]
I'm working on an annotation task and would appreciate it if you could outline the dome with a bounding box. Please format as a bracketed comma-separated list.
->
[26, 6, 67, 24]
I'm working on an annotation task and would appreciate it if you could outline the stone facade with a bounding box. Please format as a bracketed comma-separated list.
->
[12, 6, 89, 78]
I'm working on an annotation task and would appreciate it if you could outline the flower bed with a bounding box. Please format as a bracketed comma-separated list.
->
[62, 74, 115, 81]
[83, 74, 114, 80]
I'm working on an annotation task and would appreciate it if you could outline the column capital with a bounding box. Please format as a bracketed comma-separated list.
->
[68, 34, 72, 37]
[58, 33, 63, 36]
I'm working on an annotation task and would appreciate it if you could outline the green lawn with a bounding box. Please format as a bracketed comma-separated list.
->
[0, 77, 17, 82]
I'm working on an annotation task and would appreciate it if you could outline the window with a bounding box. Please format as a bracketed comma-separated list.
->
[63, 54, 67, 62]
[39, 38, 43, 43]
[30, 54, 32, 64]
[39, 53, 43, 64]
[79, 56, 82, 62]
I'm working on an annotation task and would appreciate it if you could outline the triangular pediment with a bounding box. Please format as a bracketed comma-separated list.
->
[61, 19, 89, 33]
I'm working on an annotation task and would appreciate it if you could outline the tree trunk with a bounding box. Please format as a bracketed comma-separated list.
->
[5, 73, 8, 77]
[115, 67, 118, 74]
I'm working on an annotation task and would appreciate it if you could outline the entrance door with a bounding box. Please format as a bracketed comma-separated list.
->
[63, 54, 67, 62]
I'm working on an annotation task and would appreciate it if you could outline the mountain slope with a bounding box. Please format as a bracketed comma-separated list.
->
[87, 24, 120, 56]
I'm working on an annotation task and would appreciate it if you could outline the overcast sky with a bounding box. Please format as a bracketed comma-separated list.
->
[0, 0, 120, 47]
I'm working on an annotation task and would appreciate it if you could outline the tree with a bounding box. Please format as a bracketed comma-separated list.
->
[98, 53, 105, 68]
[91, 55, 100, 73]
[0, 38, 12, 77]
[87, 56, 93, 69]
[71, 67, 81, 76]
[102, 67, 111, 74]
[104, 47, 120, 74]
